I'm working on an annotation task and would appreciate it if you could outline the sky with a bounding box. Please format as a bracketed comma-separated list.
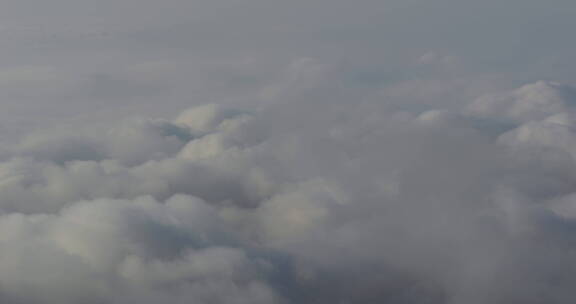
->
[1, 0, 575, 136]
[1, 0, 576, 303]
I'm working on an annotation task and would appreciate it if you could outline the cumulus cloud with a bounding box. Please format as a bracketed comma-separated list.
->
[0, 195, 282, 304]
[2, 0, 576, 302]
[3, 72, 576, 304]
[467, 81, 576, 123]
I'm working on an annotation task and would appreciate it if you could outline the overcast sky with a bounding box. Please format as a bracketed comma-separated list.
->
[0, 0, 575, 136]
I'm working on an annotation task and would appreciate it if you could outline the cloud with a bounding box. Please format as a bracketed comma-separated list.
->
[2, 66, 576, 304]
[0, 195, 282, 304]
[468, 81, 576, 123]
[0, 0, 576, 301]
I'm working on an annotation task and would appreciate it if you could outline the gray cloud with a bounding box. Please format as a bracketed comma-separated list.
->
[1, 0, 576, 303]
[0, 72, 575, 303]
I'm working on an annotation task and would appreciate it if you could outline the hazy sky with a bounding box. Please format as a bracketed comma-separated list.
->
[0, 0, 575, 135]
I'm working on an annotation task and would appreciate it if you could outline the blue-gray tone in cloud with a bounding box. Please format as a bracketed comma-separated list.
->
[0, 0, 576, 303]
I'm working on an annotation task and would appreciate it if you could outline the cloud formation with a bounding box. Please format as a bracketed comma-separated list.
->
[1, 67, 576, 304]
[0, 0, 576, 302]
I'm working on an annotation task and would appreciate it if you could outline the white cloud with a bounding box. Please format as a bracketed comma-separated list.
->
[0, 1, 575, 300]
[468, 81, 576, 123]
[2, 63, 576, 303]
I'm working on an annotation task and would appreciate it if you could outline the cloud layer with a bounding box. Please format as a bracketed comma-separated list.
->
[1, 65, 576, 303]
[0, 0, 576, 302]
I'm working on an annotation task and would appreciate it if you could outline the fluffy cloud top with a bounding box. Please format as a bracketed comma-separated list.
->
[0, 0, 576, 302]
[0, 75, 576, 304]
[467, 81, 576, 123]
